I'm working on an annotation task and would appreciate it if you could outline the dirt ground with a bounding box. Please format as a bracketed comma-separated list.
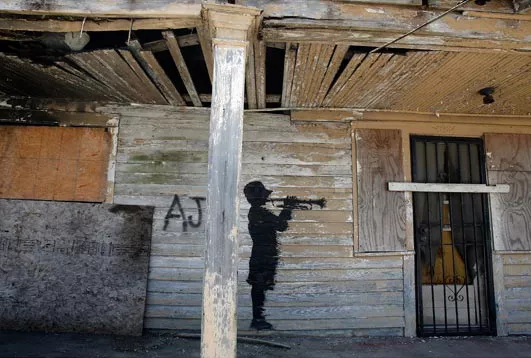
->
[1, 330, 531, 358]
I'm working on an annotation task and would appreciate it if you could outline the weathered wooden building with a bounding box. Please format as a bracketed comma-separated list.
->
[0, 0, 530, 355]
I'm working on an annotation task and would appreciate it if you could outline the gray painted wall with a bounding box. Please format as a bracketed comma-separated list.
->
[0, 200, 153, 336]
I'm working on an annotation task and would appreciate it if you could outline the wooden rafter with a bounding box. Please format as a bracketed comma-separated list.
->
[144, 33, 200, 53]
[163, 30, 202, 107]
[127, 40, 185, 106]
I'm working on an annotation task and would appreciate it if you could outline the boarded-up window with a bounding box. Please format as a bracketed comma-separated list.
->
[0, 126, 111, 202]
[356, 128, 406, 252]
[486, 133, 531, 251]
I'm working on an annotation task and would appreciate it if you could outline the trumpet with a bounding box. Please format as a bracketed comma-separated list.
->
[269, 197, 326, 210]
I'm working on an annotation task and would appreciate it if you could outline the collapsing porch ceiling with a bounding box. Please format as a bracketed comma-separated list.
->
[0, 15, 529, 115]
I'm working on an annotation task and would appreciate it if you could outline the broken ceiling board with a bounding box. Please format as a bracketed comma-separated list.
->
[67, 51, 139, 102]
[321, 53, 366, 107]
[313, 45, 349, 108]
[0, 1, 202, 18]
[0, 53, 114, 102]
[0, 17, 201, 33]
[163, 31, 202, 107]
[329, 53, 390, 108]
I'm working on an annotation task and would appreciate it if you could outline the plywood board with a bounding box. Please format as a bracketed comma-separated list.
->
[356, 128, 407, 251]
[489, 171, 531, 251]
[0, 200, 153, 335]
[485, 133, 531, 172]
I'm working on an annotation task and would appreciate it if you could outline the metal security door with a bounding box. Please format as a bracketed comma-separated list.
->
[411, 136, 496, 336]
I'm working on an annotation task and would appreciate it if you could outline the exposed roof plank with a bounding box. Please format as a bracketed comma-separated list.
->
[306, 45, 334, 107]
[334, 53, 393, 108]
[289, 43, 310, 107]
[0, 17, 201, 32]
[314, 45, 349, 107]
[67, 51, 137, 102]
[163, 30, 202, 107]
[54, 61, 120, 102]
[321, 53, 365, 107]
[127, 40, 185, 106]
[281, 42, 297, 107]
[117, 50, 168, 105]
[299, 43, 322, 107]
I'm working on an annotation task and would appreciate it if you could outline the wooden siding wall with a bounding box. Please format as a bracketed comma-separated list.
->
[486, 133, 531, 335]
[110, 105, 406, 335]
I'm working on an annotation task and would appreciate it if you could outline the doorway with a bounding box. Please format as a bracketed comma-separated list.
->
[411, 136, 496, 336]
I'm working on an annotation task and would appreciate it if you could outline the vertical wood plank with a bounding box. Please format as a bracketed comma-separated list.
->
[357, 129, 407, 252]
[403, 254, 416, 337]
[105, 126, 119, 204]
[281, 42, 297, 108]
[351, 124, 359, 252]
[255, 40, 267, 109]
[492, 253, 508, 336]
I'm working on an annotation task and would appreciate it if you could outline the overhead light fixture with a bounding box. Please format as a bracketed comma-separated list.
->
[479, 87, 495, 104]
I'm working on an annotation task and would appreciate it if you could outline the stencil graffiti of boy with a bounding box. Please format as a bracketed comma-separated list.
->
[243, 181, 295, 330]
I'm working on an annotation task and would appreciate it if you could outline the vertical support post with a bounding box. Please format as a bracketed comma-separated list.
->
[200, 4, 261, 358]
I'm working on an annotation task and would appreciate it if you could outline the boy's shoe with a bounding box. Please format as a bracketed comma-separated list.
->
[250, 318, 273, 330]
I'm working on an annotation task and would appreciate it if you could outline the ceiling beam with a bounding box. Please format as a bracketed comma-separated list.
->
[258, 1, 531, 52]
[0, 17, 200, 32]
[0, 1, 201, 18]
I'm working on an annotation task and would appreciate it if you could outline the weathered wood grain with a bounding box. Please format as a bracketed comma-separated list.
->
[486, 133, 531, 172]
[489, 171, 531, 251]
[356, 129, 407, 252]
